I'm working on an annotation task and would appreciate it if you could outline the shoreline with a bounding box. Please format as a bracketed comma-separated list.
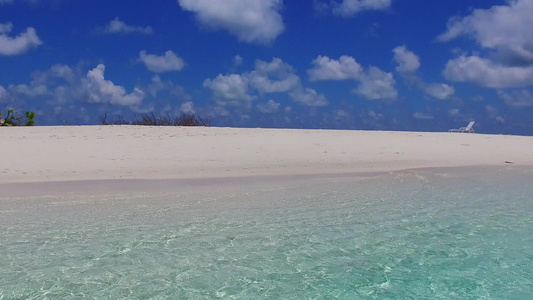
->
[2, 164, 531, 198]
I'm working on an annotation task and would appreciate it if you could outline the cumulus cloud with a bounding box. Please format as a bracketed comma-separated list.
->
[393, 45, 455, 100]
[21, 64, 82, 104]
[354, 67, 397, 100]
[392, 45, 420, 74]
[9, 83, 48, 97]
[438, 0, 533, 66]
[178, 0, 284, 44]
[443, 55, 533, 88]
[204, 57, 327, 107]
[100, 18, 153, 35]
[322, 0, 391, 17]
[423, 83, 455, 100]
[203, 73, 253, 105]
[256, 99, 281, 113]
[1, 63, 149, 126]
[85, 64, 144, 106]
[497, 89, 533, 107]
[249, 58, 300, 93]
[139, 50, 185, 73]
[0, 22, 42, 55]
[308, 55, 397, 100]
[438, 0, 533, 88]
[289, 88, 328, 107]
[308, 55, 363, 81]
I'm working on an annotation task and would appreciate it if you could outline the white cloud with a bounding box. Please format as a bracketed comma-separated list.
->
[48, 64, 76, 83]
[4, 64, 149, 118]
[438, 0, 533, 66]
[443, 55, 533, 88]
[203, 73, 253, 105]
[204, 58, 327, 107]
[14, 64, 82, 105]
[8, 83, 48, 97]
[203, 58, 302, 104]
[354, 67, 397, 100]
[393, 45, 455, 100]
[497, 89, 533, 107]
[392, 45, 420, 74]
[330, 0, 391, 17]
[423, 83, 455, 100]
[289, 88, 328, 107]
[139, 50, 185, 73]
[0, 22, 42, 55]
[27, 64, 76, 87]
[85, 64, 144, 106]
[439, 0, 533, 88]
[308, 55, 397, 100]
[249, 58, 300, 93]
[180, 101, 195, 114]
[101, 18, 153, 35]
[308, 55, 363, 81]
[256, 99, 281, 113]
[178, 0, 284, 44]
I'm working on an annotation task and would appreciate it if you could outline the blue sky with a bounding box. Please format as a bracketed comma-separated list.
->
[1, 0, 532, 135]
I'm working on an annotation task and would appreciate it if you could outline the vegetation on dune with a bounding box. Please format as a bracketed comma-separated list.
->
[0, 108, 208, 127]
[0, 108, 36, 126]
[99, 112, 210, 127]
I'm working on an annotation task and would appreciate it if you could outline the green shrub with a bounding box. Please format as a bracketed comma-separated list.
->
[0, 109, 36, 126]
[25, 111, 36, 126]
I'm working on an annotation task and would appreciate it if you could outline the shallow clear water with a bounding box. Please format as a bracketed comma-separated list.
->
[1, 167, 532, 299]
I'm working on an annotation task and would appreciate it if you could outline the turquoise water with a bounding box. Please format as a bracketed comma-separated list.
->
[1, 167, 532, 299]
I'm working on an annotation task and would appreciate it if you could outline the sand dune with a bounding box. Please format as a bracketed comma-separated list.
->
[1, 125, 532, 184]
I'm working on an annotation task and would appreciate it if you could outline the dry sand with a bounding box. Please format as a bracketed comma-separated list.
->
[1, 126, 532, 186]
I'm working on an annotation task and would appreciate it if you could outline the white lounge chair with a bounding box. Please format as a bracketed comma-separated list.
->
[449, 121, 475, 133]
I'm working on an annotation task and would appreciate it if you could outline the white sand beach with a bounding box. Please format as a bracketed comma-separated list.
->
[1, 126, 532, 186]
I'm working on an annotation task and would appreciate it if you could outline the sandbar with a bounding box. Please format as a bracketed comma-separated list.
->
[1, 126, 532, 195]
